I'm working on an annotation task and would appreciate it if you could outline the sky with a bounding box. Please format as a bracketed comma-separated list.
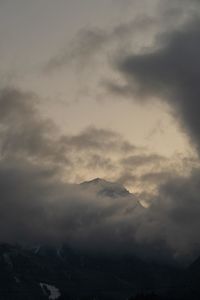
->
[0, 0, 200, 263]
[0, 0, 193, 157]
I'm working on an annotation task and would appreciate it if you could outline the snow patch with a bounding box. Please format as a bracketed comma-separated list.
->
[40, 283, 61, 299]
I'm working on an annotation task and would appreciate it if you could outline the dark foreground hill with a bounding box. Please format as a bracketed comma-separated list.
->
[0, 243, 200, 300]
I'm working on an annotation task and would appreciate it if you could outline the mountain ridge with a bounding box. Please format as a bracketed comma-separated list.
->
[81, 177, 132, 198]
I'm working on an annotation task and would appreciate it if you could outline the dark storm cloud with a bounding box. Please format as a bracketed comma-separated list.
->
[111, 16, 200, 153]
[142, 169, 200, 259]
[1, 0, 200, 264]
[0, 151, 142, 253]
[1, 86, 200, 262]
[1, 154, 200, 261]
[0, 87, 142, 248]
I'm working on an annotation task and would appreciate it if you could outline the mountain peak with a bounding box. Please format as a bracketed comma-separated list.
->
[86, 177, 105, 183]
[81, 178, 130, 198]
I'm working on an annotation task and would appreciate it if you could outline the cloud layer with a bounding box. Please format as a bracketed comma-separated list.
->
[1, 0, 200, 264]
[0, 86, 199, 264]
[109, 3, 200, 153]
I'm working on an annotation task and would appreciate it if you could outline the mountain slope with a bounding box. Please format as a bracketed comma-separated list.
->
[81, 178, 135, 198]
[0, 243, 184, 300]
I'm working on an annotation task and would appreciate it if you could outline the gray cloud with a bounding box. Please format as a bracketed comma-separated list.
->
[1, 152, 200, 262]
[0, 88, 69, 165]
[0, 86, 199, 263]
[44, 28, 107, 72]
[1, 0, 200, 265]
[61, 127, 135, 154]
[44, 16, 156, 74]
[1, 86, 167, 183]
[110, 14, 200, 153]
[44, 0, 199, 76]
[0, 148, 143, 255]
[142, 169, 200, 260]
[121, 154, 165, 169]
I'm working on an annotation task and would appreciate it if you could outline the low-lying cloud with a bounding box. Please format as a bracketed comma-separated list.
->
[0, 86, 199, 263]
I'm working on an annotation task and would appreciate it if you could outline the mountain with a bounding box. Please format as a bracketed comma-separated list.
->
[0, 243, 141, 299]
[81, 178, 133, 198]
[0, 243, 184, 300]
[182, 256, 200, 299]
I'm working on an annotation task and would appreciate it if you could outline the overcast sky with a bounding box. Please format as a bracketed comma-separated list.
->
[0, 0, 194, 157]
[0, 0, 200, 262]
